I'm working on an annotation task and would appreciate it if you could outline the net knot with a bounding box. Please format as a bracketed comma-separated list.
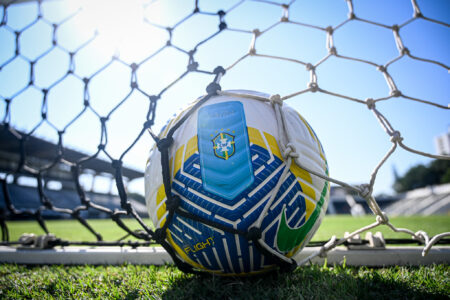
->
[206, 82, 221, 95]
[401, 47, 410, 55]
[326, 26, 333, 34]
[328, 46, 337, 55]
[365, 98, 375, 109]
[19, 233, 36, 246]
[283, 143, 299, 159]
[43, 200, 53, 209]
[188, 49, 197, 57]
[157, 136, 174, 151]
[306, 63, 315, 71]
[165, 195, 180, 211]
[111, 212, 121, 222]
[153, 228, 166, 243]
[252, 28, 261, 37]
[246, 227, 262, 241]
[219, 22, 227, 31]
[149, 95, 160, 102]
[71, 209, 81, 218]
[319, 235, 337, 257]
[390, 90, 402, 97]
[36, 234, 58, 249]
[414, 11, 423, 18]
[413, 230, 427, 244]
[130, 63, 138, 71]
[359, 184, 371, 199]
[390, 131, 403, 143]
[377, 65, 386, 72]
[281, 4, 289, 23]
[308, 82, 318, 92]
[269, 94, 282, 106]
[123, 201, 133, 213]
[213, 66, 226, 76]
[111, 160, 122, 169]
[375, 212, 389, 225]
[187, 62, 199, 71]
[143, 120, 153, 129]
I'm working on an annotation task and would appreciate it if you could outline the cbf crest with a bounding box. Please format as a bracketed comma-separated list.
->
[212, 132, 235, 160]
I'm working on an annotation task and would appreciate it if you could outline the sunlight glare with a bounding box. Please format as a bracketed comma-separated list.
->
[72, 0, 152, 59]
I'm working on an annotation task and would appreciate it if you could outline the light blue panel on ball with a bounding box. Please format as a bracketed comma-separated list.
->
[197, 101, 254, 201]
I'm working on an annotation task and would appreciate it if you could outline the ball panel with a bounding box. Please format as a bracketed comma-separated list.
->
[198, 101, 254, 200]
[145, 92, 330, 274]
[149, 131, 326, 273]
[165, 136, 313, 272]
[168, 213, 276, 274]
[285, 106, 328, 176]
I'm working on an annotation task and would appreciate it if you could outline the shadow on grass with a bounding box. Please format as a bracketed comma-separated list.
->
[161, 264, 448, 300]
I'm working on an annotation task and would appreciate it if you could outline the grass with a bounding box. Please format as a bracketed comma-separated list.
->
[312, 215, 450, 241]
[4, 215, 450, 242]
[5, 218, 147, 242]
[0, 263, 448, 299]
[1, 215, 449, 299]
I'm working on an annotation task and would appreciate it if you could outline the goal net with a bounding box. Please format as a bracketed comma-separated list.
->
[0, 0, 449, 270]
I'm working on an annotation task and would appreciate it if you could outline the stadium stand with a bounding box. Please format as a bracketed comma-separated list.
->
[0, 125, 147, 219]
[384, 183, 450, 216]
[327, 186, 399, 215]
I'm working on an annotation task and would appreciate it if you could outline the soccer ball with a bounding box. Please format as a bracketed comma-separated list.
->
[145, 90, 329, 275]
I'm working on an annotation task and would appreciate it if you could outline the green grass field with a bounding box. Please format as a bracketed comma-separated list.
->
[4, 215, 450, 242]
[1, 215, 449, 299]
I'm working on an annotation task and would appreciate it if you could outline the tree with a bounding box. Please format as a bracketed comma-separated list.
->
[393, 159, 450, 193]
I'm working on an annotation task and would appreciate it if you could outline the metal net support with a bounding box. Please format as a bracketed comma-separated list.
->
[0, 0, 449, 272]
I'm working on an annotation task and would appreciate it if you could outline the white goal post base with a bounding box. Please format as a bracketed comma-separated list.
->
[1, 246, 448, 267]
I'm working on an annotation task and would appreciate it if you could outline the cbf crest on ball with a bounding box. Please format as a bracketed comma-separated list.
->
[145, 90, 329, 275]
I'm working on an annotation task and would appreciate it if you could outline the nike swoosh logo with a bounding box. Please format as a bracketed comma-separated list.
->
[276, 180, 328, 252]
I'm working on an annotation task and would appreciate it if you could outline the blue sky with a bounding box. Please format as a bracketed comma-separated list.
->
[0, 0, 449, 196]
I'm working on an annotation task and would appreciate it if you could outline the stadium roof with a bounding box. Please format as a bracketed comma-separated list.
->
[0, 125, 143, 180]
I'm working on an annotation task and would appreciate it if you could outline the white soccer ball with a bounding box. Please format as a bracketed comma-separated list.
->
[145, 90, 329, 275]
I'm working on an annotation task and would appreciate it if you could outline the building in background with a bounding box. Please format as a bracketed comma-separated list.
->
[434, 127, 450, 155]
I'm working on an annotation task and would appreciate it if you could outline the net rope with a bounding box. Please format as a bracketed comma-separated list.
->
[0, 0, 449, 272]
